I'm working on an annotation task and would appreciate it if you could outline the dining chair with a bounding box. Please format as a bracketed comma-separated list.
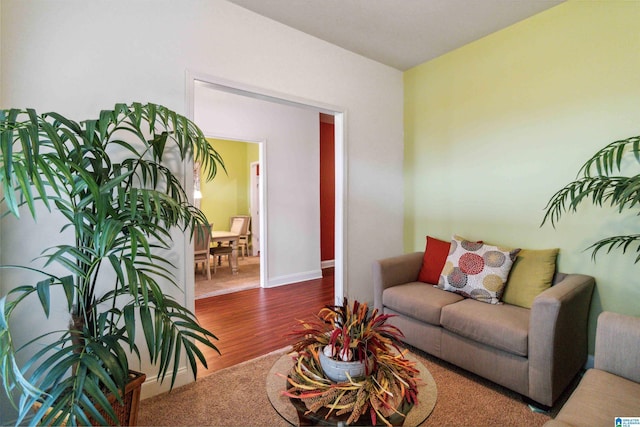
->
[230, 215, 251, 258]
[193, 223, 212, 280]
[210, 228, 234, 274]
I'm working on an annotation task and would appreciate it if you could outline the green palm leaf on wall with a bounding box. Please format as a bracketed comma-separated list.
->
[542, 135, 640, 262]
[0, 103, 225, 425]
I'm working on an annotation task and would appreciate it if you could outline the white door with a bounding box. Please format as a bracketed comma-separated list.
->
[250, 161, 260, 256]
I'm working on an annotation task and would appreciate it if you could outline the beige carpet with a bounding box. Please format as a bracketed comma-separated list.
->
[195, 255, 260, 299]
[138, 347, 559, 426]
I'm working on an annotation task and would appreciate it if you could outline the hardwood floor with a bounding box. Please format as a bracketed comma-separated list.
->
[194, 268, 334, 376]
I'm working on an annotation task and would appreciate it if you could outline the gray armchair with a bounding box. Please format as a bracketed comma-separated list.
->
[544, 311, 640, 426]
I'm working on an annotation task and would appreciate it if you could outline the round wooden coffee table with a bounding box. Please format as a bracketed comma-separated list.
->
[266, 351, 437, 426]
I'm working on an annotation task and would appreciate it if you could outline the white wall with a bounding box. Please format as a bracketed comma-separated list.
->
[0, 0, 5, 419]
[195, 84, 322, 285]
[0, 0, 403, 411]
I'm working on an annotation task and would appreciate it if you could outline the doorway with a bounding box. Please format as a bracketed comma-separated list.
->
[194, 138, 263, 299]
[185, 71, 345, 305]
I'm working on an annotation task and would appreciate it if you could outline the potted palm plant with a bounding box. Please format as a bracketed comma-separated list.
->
[542, 134, 640, 262]
[0, 103, 225, 425]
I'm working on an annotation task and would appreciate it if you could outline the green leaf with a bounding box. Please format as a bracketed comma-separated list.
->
[86, 341, 126, 388]
[36, 278, 53, 317]
[123, 304, 136, 349]
[140, 305, 155, 362]
[81, 379, 114, 426]
[58, 275, 74, 311]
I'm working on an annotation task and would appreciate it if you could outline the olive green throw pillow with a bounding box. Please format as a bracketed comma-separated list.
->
[502, 248, 559, 309]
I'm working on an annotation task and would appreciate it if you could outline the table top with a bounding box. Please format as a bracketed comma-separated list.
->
[211, 231, 239, 240]
[266, 351, 437, 426]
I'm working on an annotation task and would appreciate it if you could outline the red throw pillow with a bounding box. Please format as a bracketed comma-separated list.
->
[418, 236, 451, 285]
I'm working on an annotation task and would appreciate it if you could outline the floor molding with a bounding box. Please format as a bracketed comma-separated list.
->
[266, 269, 323, 288]
[321, 259, 335, 269]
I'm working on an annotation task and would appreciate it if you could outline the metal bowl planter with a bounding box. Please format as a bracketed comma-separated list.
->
[319, 349, 367, 382]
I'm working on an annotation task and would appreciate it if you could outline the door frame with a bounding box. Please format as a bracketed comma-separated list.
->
[184, 71, 346, 305]
[249, 161, 260, 258]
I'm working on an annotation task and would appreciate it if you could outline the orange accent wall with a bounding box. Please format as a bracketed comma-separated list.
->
[320, 120, 335, 262]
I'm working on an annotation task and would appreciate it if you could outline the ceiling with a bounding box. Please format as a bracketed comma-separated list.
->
[227, 0, 564, 71]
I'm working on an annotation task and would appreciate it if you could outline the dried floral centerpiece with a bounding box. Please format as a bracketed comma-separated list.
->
[284, 299, 420, 426]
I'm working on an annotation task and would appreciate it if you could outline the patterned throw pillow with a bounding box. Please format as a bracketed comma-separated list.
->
[421, 235, 483, 286]
[439, 236, 520, 304]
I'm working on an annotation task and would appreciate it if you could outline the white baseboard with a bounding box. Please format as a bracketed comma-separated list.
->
[140, 366, 193, 400]
[321, 259, 335, 269]
[266, 269, 322, 288]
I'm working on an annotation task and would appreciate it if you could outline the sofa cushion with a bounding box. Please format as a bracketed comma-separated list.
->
[440, 236, 520, 305]
[551, 369, 640, 427]
[502, 248, 559, 309]
[383, 282, 464, 326]
[440, 299, 530, 356]
[418, 236, 451, 285]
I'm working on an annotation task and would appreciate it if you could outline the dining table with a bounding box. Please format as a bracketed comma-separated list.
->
[211, 230, 240, 275]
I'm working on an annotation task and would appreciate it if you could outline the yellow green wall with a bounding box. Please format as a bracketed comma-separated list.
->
[404, 1, 640, 353]
[200, 138, 259, 231]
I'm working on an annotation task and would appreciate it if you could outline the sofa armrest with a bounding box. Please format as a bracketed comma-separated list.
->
[528, 274, 595, 406]
[373, 252, 423, 312]
[594, 311, 640, 383]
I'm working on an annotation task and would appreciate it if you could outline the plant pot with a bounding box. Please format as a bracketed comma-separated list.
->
[104, 370, 146, 426]
[34, 370, 146, 426]
[319, 349, 367, 382]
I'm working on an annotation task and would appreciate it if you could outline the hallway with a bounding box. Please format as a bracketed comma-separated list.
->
[194, 268, 335, 375]
[195, 255, 260, 299]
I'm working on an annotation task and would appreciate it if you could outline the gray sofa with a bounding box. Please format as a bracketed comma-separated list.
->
[373, 251, 595, 407]
[544, 311, 640, 427]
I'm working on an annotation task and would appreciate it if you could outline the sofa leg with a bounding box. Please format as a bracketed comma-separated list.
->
[521, 397, 551, 414]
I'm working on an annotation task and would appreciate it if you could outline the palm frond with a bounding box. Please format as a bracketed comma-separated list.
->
[542, 175, 640, 227]
[541, 132, 640, 264]
[579, 135, 640, 177]
[587, 234, 640, 263]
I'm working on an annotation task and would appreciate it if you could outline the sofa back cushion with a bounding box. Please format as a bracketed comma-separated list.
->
[502, 248, 559, 309]
[440, 236, 520, 305]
